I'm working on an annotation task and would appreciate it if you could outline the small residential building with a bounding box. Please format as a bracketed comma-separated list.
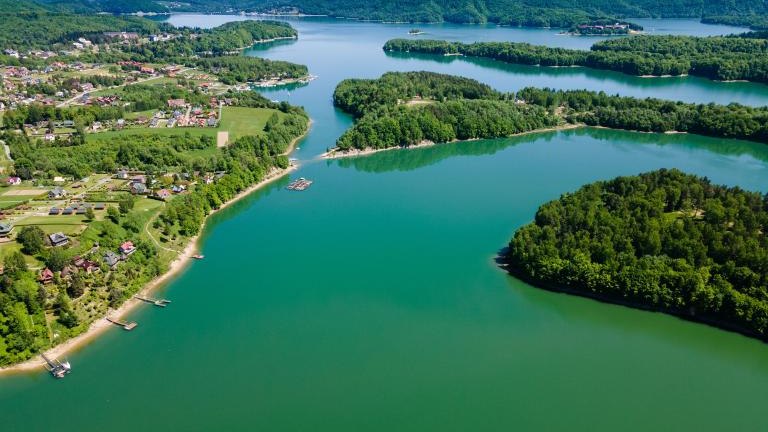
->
[156, 189, 171, 200]
[61, 207, 74, 215]
[39, 268, 54, 284]
[103, 251, 121, 268]
[49, 232, 69, 247]
[44, 133, 55, 142]
[171, 184, 186, 194]
[167, 99, 186, 108]
[130, 182, 147, 195]
[119, 241, 136, 256]
[49, 186, 67, 199]
[49, 207, 61, 215]
[130, 175, 146, 184]
[0, 223, 13, 237]
[93, 203, 106, 210]
[6, 176, 21, 185]
[53, 176, 66, 183]
[115, 169, 129, 179]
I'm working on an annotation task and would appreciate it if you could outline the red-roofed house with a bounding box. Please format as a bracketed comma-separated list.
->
[39, 268, 54, 284]
[167, 99, 186, 108]
[119, 241, 136, 256]
[156, 189, 171, 200]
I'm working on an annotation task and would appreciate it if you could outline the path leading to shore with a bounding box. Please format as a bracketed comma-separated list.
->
[144, 212, 180, 254]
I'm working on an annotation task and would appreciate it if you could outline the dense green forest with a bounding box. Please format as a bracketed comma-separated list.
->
[333, 71, 558, 150]
[5, 0, 768, 29]
[505, 169, 768, 340]
[384, 34, 768, 83]
[333, 71, 768, 151]
[519, 87, 768, 142]
[0, 12, 165, 51]
[168, 0, 768, 28]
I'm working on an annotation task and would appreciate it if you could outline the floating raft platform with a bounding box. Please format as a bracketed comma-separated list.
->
[42, 353, 71, 379]
[134, 295, 171, 307]
[287, 177, 313, 191]
[106, 317, 138, 330]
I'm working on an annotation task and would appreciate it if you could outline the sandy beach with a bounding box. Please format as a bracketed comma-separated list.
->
[0, 121, 310, 376]
[321, 123, 583, 160]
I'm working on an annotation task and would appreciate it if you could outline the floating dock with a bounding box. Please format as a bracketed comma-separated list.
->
[42, 353, 71, 379]
[287, 177, 313, 191]
[106, 317, 138, 330]
[134, 295, 171, 308]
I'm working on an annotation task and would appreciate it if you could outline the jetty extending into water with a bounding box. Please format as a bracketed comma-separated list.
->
[106, 317, 138, 330]
[287, 177, 313, 191]
[41, 353, 71, 379]
[134, 295, 172, 308]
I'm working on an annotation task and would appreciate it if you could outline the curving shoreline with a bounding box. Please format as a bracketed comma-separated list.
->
[320, 123, 582, 159]
[0, 120, 311, 376]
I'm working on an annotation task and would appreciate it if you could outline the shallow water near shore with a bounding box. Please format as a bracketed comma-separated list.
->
[2, 16, 768, 431]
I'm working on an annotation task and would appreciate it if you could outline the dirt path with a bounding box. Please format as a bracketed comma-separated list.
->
[217, 131, 229, 148]
[144, 212, 180, 254]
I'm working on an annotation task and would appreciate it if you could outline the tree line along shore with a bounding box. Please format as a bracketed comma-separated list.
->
[383, 33, 768, 84]
[330, 71, 767, 153]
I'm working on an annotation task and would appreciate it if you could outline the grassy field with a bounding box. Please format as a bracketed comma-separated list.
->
[15, 215, 90, 235]
[0, 241, 41, 268]
[219, 107, 284, 141]
[85, 107, 284, 144]
[87, 127, 216, 142]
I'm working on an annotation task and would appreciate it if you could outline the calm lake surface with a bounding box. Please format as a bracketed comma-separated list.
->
[2, 16, 768, 431]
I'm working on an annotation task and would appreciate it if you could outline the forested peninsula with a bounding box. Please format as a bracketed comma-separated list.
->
[330, 71, 768, 153]
[504, 169, 768, 341]
[384, 34, 768, 83]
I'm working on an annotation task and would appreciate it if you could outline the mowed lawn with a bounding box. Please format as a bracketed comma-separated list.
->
[86, 107, 284, 144]
[15, 215, 91, 235]
[219, 107, 285, 141]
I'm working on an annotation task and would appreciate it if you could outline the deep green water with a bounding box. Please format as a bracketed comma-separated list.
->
[2, 16, 768, 431]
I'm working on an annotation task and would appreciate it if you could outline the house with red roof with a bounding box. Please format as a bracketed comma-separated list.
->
[39, 268, 54, 284]
[119, 241, 136, 256]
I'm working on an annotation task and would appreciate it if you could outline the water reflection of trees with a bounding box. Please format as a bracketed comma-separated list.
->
[332, 127, 768, 174]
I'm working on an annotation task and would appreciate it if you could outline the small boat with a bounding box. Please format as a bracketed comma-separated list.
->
[192, 254, 205, 260]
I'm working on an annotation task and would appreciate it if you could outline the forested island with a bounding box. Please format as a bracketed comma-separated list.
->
[384, 33, 768, 83]
[330, 71, 768, 153]
[504, 169, 768, 340]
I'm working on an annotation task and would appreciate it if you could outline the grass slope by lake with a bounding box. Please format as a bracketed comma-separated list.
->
[88, 107, 283, 144]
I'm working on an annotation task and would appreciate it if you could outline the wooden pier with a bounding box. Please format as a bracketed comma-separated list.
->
[134, 295, 171, 308]
[42, 353, 71, 378]
[106, 317, 138, 330]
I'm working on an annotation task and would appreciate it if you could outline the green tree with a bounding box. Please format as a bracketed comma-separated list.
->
[119, 195, 135, 214]
[4, 251, 28, 275]
[17, 226, 46, 255]
[45, 248, 68, 272]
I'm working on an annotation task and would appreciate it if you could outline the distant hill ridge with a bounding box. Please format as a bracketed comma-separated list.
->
[4, 0, 768, 29]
